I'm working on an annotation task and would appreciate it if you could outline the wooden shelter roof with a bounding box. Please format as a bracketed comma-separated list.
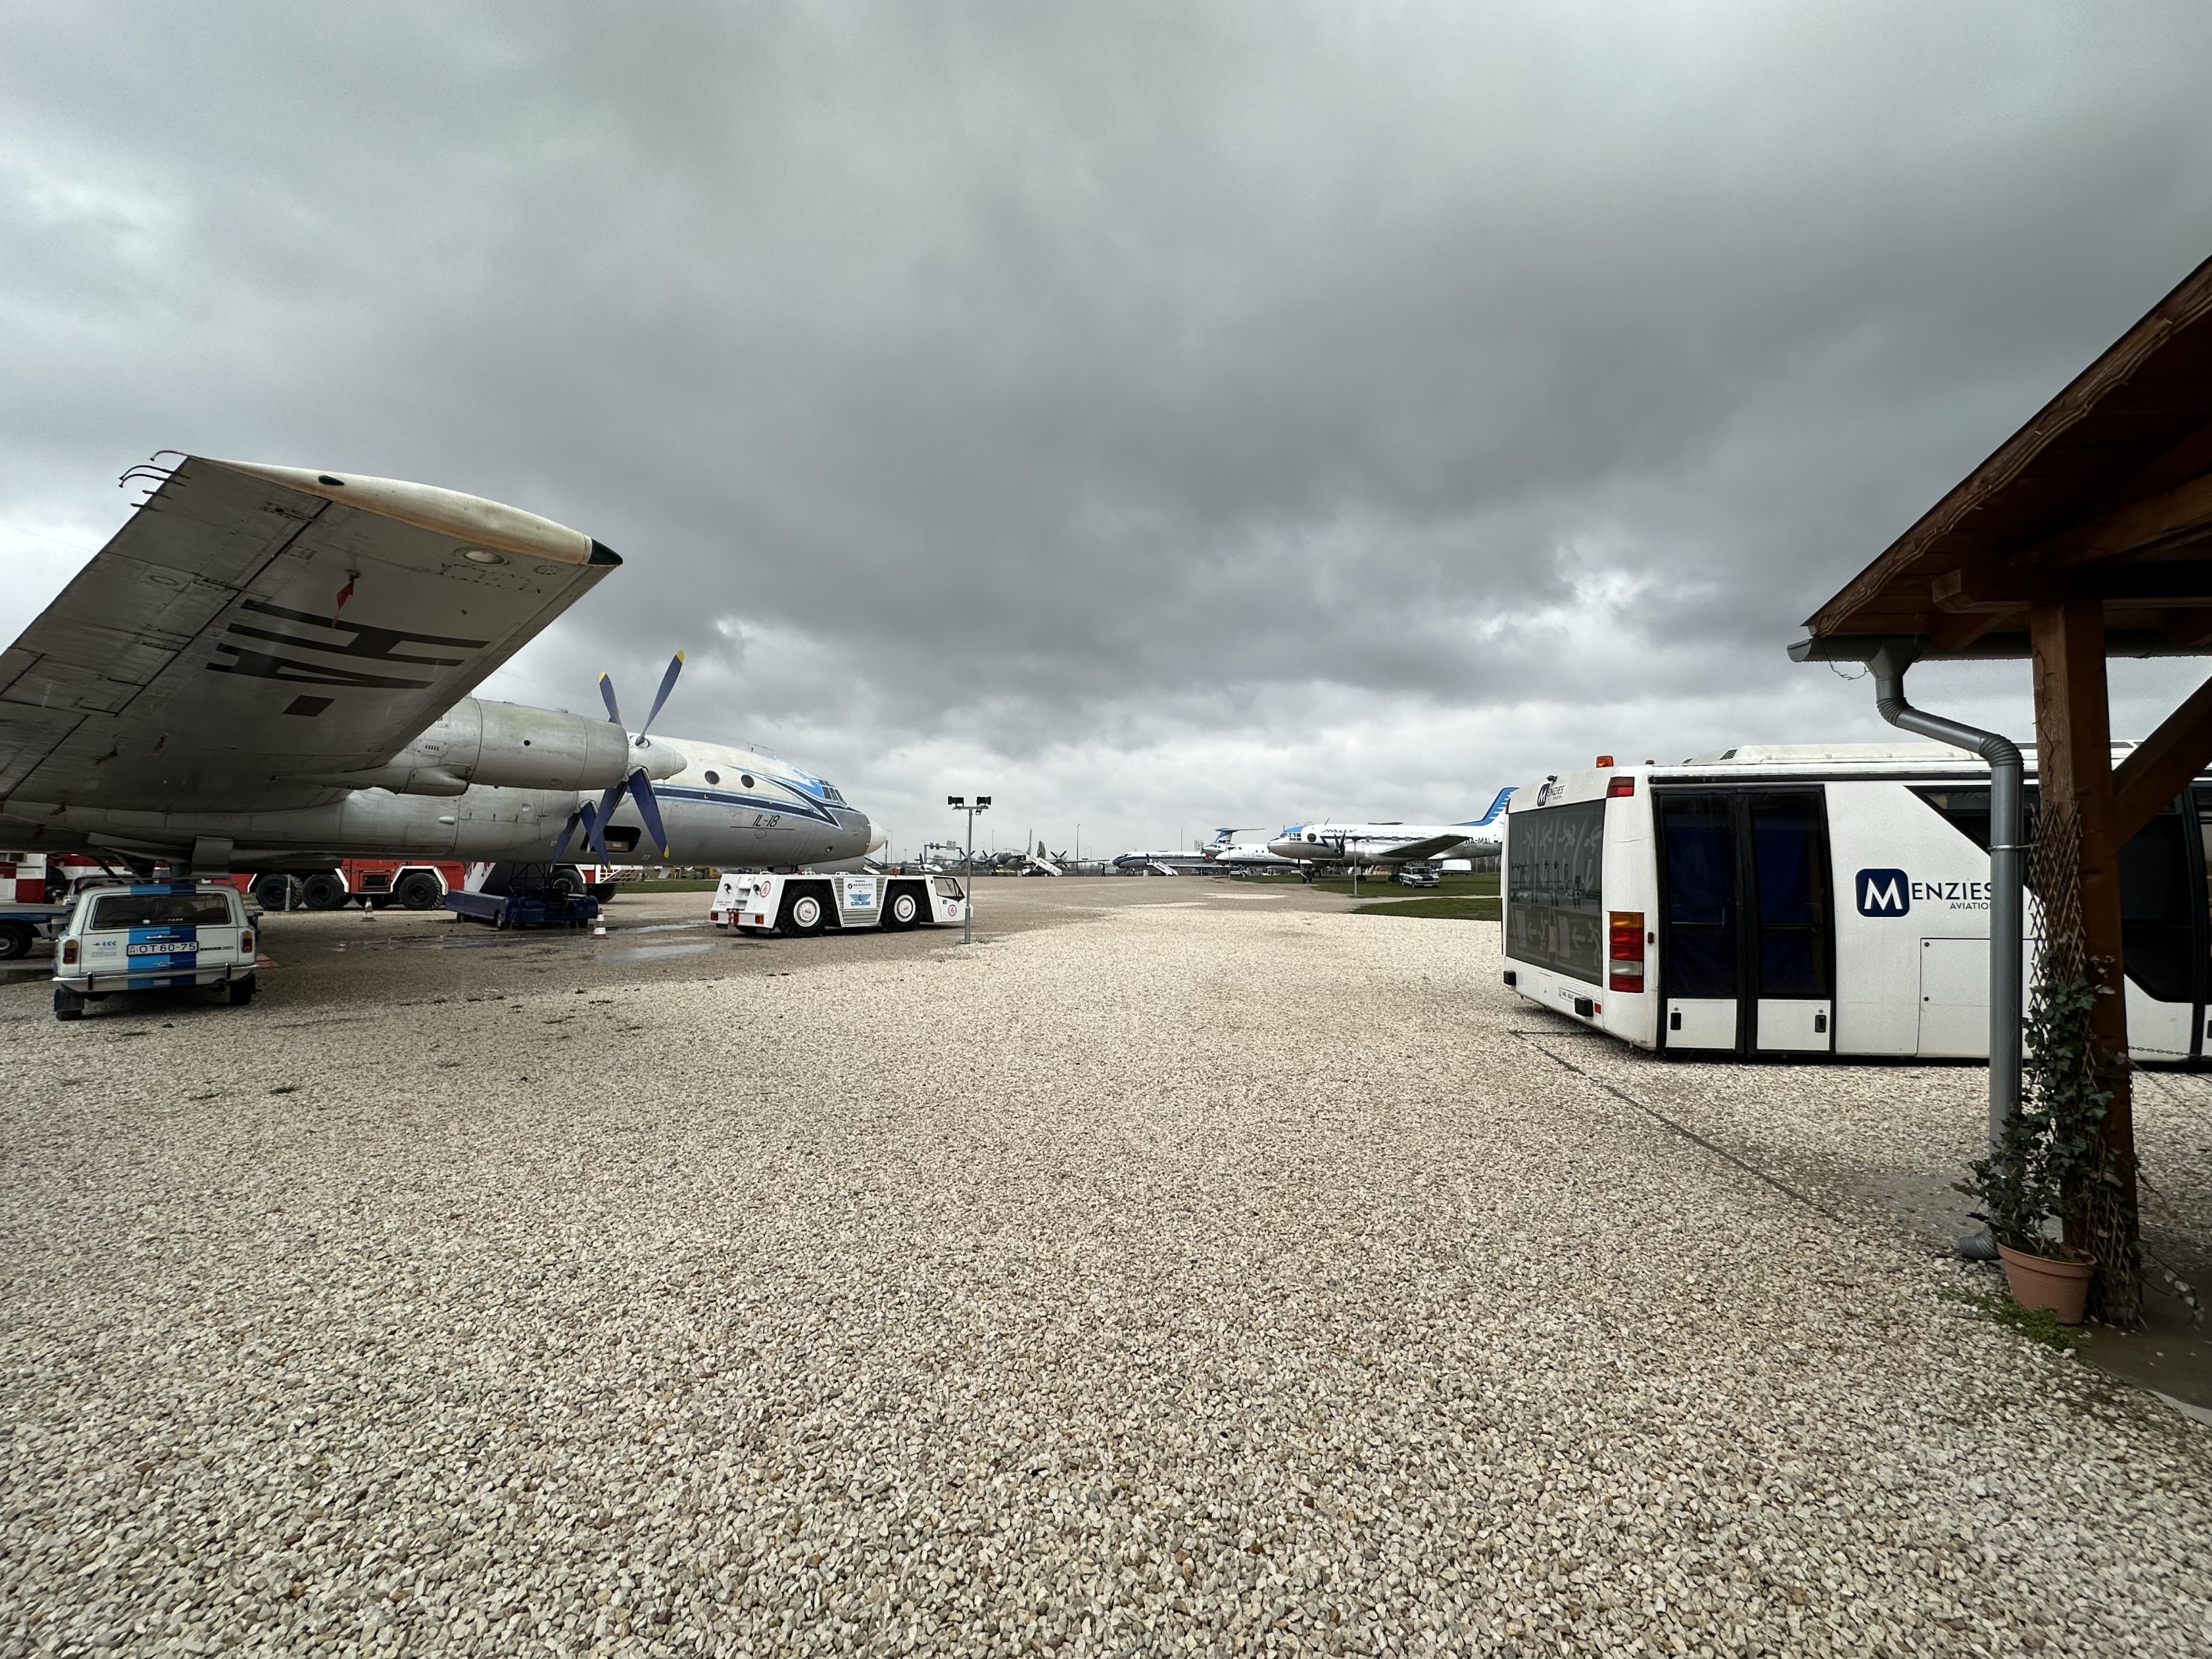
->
[1796, 253, 2212, 661]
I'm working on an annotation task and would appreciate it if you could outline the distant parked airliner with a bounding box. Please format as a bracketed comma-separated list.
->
[1267, 789, 1513, 869]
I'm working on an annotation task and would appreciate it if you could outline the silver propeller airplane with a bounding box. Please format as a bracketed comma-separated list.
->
[0, 455, 875, 874]
[1267, 789, 1514, 869]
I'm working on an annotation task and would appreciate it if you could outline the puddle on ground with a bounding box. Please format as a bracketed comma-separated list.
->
[610, 942, 717, 962]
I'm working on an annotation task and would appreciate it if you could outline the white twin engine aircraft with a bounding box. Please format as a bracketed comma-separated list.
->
[0, 455, 875, 875]
[1266, 788, 1514, 869]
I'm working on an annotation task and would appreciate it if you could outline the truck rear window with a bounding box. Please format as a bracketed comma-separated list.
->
[933, 878, 965, 899]
[88, 892, 234, 929]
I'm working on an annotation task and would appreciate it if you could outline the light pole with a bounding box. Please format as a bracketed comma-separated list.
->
[948, 795, 991, 945]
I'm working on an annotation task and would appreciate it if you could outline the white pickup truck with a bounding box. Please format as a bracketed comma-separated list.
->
[51, 881, 258, 1021]
[710, 872, 966, 936]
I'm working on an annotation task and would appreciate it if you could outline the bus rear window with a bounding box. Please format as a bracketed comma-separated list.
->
[1507, 800, 1605, 985]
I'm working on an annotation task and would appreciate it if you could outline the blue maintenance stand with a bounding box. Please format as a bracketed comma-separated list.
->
[443, 864, 601, 930]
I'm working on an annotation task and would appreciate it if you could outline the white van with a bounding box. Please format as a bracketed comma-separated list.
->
[52, 882, 257, 1021]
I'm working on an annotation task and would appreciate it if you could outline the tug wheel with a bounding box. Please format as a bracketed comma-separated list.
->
[779, 889, 827, 937]
[883, 886, 922, 931]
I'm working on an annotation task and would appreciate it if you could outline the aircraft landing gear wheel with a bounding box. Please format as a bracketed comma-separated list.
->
[299, 872, 348, 910]
[883, 887, 921, 931]
[394, 872, 442, 910]
[778, 890, 826, 937]
[226, 973, 257, 1007]
[53, 986, 85, 1021]
[0, 922, 32, 961]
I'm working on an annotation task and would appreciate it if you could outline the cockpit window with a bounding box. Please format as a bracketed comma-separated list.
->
[820, 784, 846, 806]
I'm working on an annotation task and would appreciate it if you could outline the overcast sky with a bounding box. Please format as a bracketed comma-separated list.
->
[6, 4, 2212, 857]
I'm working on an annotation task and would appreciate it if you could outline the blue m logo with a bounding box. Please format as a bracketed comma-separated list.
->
[1856, 868, 1910, 916]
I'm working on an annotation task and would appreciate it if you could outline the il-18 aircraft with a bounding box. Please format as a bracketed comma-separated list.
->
[0, 455, 875, 874]
[1266, 789, 1514, 869]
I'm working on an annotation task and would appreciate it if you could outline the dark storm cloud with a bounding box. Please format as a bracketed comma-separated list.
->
[4, 3, 2212, 849]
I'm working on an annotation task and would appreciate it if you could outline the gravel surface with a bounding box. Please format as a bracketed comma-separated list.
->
[4, 895, 2210, 1657]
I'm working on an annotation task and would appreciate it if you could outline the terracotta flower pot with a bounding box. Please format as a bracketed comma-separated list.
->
[1997, 1243, 2095, 1326]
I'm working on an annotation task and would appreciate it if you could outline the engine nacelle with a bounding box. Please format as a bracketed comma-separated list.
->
[290, 699, 684, 795]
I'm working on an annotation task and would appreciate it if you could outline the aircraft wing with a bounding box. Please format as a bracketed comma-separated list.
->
[1371, 833, 1472, 863]
[0, 457, 620, 814]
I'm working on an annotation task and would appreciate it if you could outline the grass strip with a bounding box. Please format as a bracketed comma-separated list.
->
[1349, 895, 1501, 920]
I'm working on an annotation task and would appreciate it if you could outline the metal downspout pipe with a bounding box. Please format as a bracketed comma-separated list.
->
[1868, 648, 2025, 1193]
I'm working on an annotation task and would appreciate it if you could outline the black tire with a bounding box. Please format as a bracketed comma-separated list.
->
[299, 871, 349, 910]
[53, 985, 85, 1021]
[393, 871, 443, 910]
[251, 873, 301, 912]
[225, 974, 256, 1006]
[588, 882, 618, 902]
[0, 922, 33, 961]
[548, 866, 584, 900]
[882, 885, 922, 931]
[778, 887, 828, 937]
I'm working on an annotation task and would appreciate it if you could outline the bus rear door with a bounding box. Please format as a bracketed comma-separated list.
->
[1654, 788, 1835, 1055]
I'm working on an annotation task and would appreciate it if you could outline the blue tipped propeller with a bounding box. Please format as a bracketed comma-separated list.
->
[551, 650, 684, 863]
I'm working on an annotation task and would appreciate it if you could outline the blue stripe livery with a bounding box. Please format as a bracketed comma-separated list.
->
[125, 922, 201, 987]
[1459, 787, 1515, 827]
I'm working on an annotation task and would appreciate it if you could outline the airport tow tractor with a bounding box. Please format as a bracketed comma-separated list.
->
[711, 872, 966, 937]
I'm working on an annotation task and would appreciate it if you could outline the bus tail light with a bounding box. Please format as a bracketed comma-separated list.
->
[1607, 774, 1635, 798]
[61, 939, 78, 966]
[240, 931, 253, 956]
[1608, 910, 1644, 992]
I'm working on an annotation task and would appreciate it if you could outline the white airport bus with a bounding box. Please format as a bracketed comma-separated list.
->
[1499, 743, 2207, 1062]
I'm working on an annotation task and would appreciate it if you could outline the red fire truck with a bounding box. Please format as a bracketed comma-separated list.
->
[244, 859, 469, 912]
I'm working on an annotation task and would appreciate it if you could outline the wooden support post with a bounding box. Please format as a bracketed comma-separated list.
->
[2028, 598, 2141, 1323]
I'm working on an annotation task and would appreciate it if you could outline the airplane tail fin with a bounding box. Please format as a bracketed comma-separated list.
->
[1456, 786, 1515, 828]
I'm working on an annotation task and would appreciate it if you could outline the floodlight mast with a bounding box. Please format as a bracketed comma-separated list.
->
[948, 794, 991, 944]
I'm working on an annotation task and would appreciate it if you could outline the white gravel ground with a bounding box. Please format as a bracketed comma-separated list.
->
[3, 900, 2210, 1657]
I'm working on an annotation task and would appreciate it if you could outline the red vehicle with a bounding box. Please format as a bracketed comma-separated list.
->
[243, 859, 468, 912]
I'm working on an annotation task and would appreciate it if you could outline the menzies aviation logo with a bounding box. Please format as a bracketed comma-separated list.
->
[1856, 869, 1911, 917]
[1856, 868, 1995, 916]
